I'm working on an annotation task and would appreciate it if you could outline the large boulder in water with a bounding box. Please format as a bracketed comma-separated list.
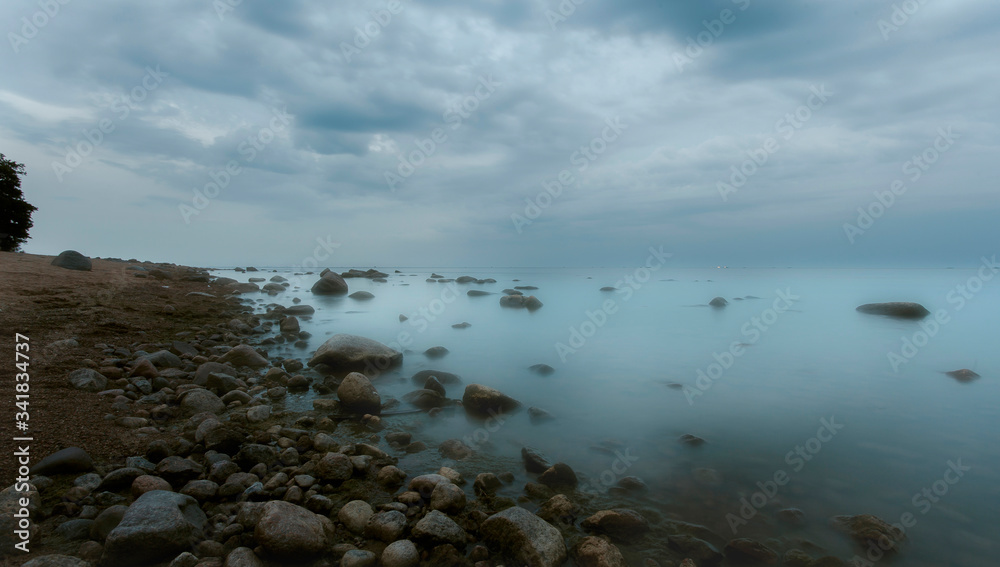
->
[500, 294, 543, 311]
[856, 302, 930, 319]
[51, 250, 92, 271]
[102, 491, 206, 566]
[336, 372, 382, 415]
[307, 334, 402, 373]
[311, 271, 348, 295]
[481, 506, 567, 567]
[462, 384, 521, 417]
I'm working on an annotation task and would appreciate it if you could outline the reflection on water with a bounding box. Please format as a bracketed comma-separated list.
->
[217, 266, 1000, 566]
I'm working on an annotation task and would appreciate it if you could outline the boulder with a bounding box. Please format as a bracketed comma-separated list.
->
[365, 510, 407, 542]
[946, 368, 981, 382]
[102, 491, 206, 566]
[30, 447, 94, 476]
[423, 346, 449, 358]
[224, 548, 264, 567]
[582, 509, 650, 541]
[279, 316, 300, 334]
[500, 294, 544, 310]
[573, 536, 628, 567]
[480, 506, 567, 567]
[462, 384, 521, 417]
[194, 362, 238, 386]
[254, 500, 334, 561]
[423, 376, 446, 396]
[316, 452, 353, 482]
[144, 350, 183, 369]
[179, 389, 225, 415]
[522, 447, 553, 474]
[411, 369, 462, 384]
[338, 500, 374, 534]
[667, 535, 724, 564]
[68, 368, 107, 392]
[218, 345, 269, 368]
[411, 510, 467, 547]
[307, 334, 402, 373]
[311, 271, 349, 295]
[832, 514, 905, 553]
[856, 302, 930, 319]
[381, 540, 420, 567]
[538, 463, 578, 488]
[709, 297, 728, 307]
[439, 439, 473, 460]
[51, 250, 92, 271]
[403, 389, 448, 410]
[349, 291, 375, 300]
[337, 372, 382, 415]
[430, 481, 467, 513]
[530, 364, 555, 375]
[285, 304, 315, 315]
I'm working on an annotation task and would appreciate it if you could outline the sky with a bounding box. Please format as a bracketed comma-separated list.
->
[1, 0, 998, 268]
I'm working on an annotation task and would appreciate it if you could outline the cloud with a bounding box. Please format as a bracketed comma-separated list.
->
[0, 0, 997, 267]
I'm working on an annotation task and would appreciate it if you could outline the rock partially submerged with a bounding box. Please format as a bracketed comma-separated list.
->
[307, 334, 402, 373]
[945, 368, 980, 382]
[709, 296, 728, 307]
[462, 384, 521, 417]
[856, 302, 930, 319]
[411, 369, 461, 384]
[500, 294, 543, 311]
[310, 270, 349, 295]
[832, 514, 905, 554]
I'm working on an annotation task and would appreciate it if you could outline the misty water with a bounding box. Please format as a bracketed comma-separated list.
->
[215, 265, 999, 566]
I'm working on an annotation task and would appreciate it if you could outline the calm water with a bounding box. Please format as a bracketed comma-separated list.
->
[214, 266, 1000, 566]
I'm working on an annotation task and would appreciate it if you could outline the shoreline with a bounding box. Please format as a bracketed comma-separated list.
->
[0, 251, 896, 566]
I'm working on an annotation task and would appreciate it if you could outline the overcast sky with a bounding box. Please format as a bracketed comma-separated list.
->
[2, 0, 997, 268]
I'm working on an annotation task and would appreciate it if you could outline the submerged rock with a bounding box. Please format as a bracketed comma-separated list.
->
[403, 389, 448, 410]
[832, 514, 905, 553]
[709, 296, 728, 307]
[311, 271, 349, 295]
[945, 368, 980, 382]
[462, 384, 521, 417]
[856, 302, 930, 319]
[529, 363, 555, 375]
[411, 369, 461, 384]
[423, 346, 450, 358]
[582, 509, 650, 542]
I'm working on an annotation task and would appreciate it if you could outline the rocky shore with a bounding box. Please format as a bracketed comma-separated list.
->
[0, 252, 905, 567]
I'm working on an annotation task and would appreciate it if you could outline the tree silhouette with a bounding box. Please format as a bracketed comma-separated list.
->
[0, 154, 36, 252]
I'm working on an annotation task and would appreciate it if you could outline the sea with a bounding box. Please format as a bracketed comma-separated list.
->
[210, 265, 1000, 566]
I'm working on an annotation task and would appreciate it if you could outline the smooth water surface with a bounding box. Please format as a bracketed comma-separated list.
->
[215, 266, 1000, 566]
